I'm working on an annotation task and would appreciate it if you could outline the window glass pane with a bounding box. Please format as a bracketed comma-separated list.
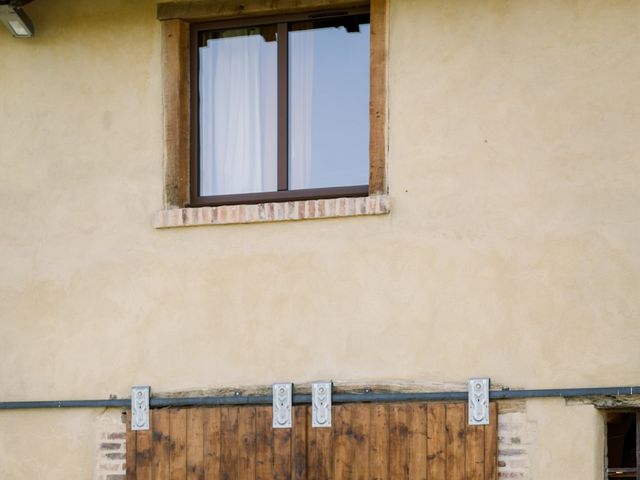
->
[199, 26, 278, 196]
[288, 16, 370, 190]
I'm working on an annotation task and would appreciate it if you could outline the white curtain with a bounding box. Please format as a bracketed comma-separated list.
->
[289, 30, 315, 190]
[199, 32, 277, 196]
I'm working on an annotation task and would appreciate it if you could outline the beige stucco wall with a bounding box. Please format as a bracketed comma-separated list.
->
[0, 408, 105, 479]
[1, 0, 638, 477]
[527, 399, 605, 479]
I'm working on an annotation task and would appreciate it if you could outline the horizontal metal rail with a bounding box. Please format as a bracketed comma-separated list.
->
[0, 386, 638, 410]
[0, 399, 130, 409]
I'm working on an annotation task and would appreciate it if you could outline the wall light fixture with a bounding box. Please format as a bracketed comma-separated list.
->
[0, 3, 34, 38]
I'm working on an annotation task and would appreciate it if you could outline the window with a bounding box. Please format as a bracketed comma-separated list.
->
[606, 411, 639, 479]
[158, 0, 388, 217]
[190, 9, 371, 206]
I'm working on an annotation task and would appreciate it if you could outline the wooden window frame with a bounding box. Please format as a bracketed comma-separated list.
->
[159, 0, 388, 209]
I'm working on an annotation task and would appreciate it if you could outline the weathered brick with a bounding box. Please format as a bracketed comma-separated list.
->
[105, 452, 126, 460]
[100, 443, 122, 450]
[153, 194, 390, 228]
[499, 448, 527, 456]
[497, 403, 535, 480]
[96, 413, 127, 479]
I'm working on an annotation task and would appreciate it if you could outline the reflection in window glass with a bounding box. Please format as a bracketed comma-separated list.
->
[199, 26, 278, 196]
[289, 17, 370, 190]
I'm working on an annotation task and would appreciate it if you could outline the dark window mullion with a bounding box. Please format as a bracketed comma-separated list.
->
[277, 22, 289, 191]
[190, 28, 201, 203]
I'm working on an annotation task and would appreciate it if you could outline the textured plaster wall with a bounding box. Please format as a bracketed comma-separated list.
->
[0, 409, 102, 479]
[0, 0, 638, 478]
[527, 400, 604, 479]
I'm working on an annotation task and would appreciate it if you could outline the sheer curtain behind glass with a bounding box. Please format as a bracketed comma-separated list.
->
[289, 19, 370, 190]
[288, 27, 315, 189]
[199, 28, 277, 196]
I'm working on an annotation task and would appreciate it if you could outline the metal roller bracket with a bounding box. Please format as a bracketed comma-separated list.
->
[468, 378, 490, 425]
[272, 383, 292, 428]
[312, 382, 332, 428]
[131, 386, 150, 431]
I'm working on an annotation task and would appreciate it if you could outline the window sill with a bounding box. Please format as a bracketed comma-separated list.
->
[153, 194, 389, 229]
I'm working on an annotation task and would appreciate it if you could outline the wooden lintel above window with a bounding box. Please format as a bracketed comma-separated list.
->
[157, 0, 369, 22]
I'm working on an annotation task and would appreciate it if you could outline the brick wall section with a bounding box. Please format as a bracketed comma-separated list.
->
[497, 401, 536, 479]
[153, 194, 390, 228]
[95, 412, 127, 480]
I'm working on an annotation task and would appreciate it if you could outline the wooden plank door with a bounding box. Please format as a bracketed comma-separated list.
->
[126, 402, 498, 479]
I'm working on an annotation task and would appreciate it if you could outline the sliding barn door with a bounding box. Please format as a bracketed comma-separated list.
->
[126, 402, 497, 479]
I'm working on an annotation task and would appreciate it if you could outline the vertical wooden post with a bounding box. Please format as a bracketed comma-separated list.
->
[162, 19, 190, 208]
[369, 0, 389, 195]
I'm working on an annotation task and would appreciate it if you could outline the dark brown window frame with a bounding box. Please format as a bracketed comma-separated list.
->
[159, 0, 388, 210]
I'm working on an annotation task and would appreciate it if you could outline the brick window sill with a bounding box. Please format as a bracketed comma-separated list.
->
[153, 194, 390, 229]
